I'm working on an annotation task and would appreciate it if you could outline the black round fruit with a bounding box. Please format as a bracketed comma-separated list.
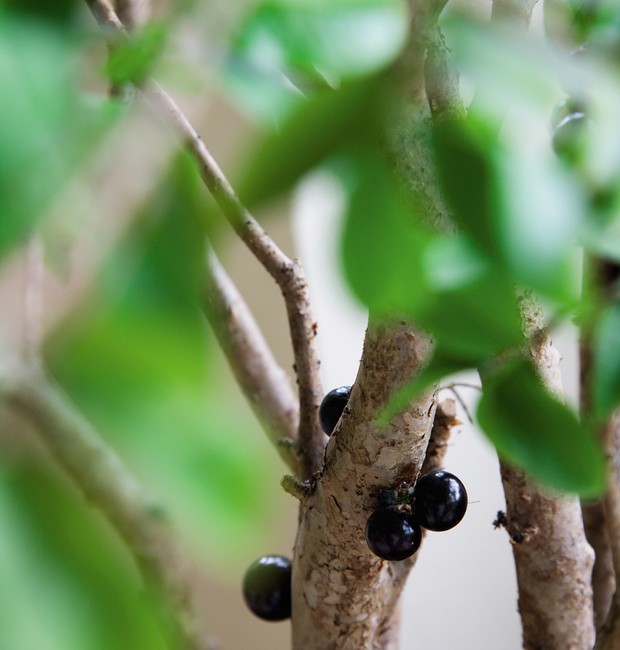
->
[414, 470, 468, 532]
[242, 555, 292, 621]
[365, 508, 422, 561]
[319, 386, 351, 435]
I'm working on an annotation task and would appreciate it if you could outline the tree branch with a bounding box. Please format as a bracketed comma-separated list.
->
[292, 320, 436, 649]
[424, 26, 467, 124]
[83, 0, 325, 481]
[0, 362, 216, 650]
[114, 0, 149, 29]
[495, 297, 596, 650]
[203, 248, 300, 473]
[596, 413, 620, 649]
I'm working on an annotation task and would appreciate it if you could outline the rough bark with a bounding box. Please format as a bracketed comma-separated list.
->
[291, 321, 435, 650]
[593, 411, 620, 650]
[497, 300, 595, 650]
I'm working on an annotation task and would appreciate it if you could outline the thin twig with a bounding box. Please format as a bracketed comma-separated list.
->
[203, 248, 300, 473]
[114, 0, 150, 29]
[0, 361, 217, 650]
[84, 0, 325, 481]
[442, 385, 473, 423]
[594, 412, 620, 649]
[23, 234, 44, 360]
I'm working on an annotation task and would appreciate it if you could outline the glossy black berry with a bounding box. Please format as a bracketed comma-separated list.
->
[242, 555, 292, 621]
[365, 508, 422, 561]
[414, 470, 468, 532]
[319, 386, 351, 435]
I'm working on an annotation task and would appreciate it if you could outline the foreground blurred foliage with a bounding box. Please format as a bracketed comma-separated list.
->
[1, 0, 620, 645]
[237, 6, 620, 496]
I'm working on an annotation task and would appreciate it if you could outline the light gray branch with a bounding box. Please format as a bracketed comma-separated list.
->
[114, 0, 150, 29]
[203, 249, 300, 473]
[596, 414, 620, 649]
[84, 0, 325, 481]
[493, 298, 596, 650]
[0, 362, 216, 650]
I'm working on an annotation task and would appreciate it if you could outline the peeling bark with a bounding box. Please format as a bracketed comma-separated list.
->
[291, 321, 435, 650]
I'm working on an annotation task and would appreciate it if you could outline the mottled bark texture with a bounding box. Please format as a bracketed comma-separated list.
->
[291, 321, 436, 650]
[497, 300, 595, 650]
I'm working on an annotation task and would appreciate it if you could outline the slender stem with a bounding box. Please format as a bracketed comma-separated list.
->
[203, 249, 300, 473]
[83, 0, 325, 480]
[0, 362, 216, 650]
[114, 0, 149, 28]
[23, 234, 44, 360]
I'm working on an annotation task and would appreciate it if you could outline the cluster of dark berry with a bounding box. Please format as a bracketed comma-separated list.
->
[366, 470, 468, 561]
[242, 386, 468, 621]
[551, 45, 591, 163]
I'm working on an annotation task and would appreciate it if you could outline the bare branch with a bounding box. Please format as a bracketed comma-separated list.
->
[203, 248, 300, 473]
[0, 362, 216, 650]
[596, 413, 620, 649]
[281, 474, 313, 501]
[23, 234, 44, 360]
[494, 297, 595, 650]
[83, 0, 325, 481]
[114, 0, 150, 29]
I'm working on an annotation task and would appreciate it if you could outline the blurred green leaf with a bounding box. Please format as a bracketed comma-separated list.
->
[0, 14, 123, 260]
[592, 303, 620, 417]
[378, 348, 473, 426]
[339, 144, 523, 361]
[0, 463, 167, 650]
[230, 0, 407, 84]
[339, 145, 429, 315]
[45, 157, 280, 565]
[477, 359, 605, 496]
[434, 117, 582, 305]
[237, 75, 384, 206]
[0, 0, 79, 26]
[106, 22, 168, 86]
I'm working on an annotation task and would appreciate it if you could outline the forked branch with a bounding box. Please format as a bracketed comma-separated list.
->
[203, 248, 300, 472]
[84, 0, 325, 481]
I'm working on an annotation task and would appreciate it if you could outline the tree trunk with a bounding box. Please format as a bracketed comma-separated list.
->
[291, 321, 435, 649]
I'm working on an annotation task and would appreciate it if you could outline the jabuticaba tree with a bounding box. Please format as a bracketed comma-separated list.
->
[1, 0, 620, 649]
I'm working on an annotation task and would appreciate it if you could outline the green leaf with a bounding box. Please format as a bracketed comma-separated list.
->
[339, 146, 524, 362]
[434, 117, 582, 305]
[339, 145, 429, 315]
[0, 464, 167, 650]
[44, 158, 281, 565]
[237, 75, 385, 206]
[434, 119, 499, 258]
[105, 22, 168, 86]
[231, 0, 407, 84]
[413, 269, 524, 362]
[477, 359, 605, 496]
[0, 15, 122, 260]
[592, 303, 620, 417]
